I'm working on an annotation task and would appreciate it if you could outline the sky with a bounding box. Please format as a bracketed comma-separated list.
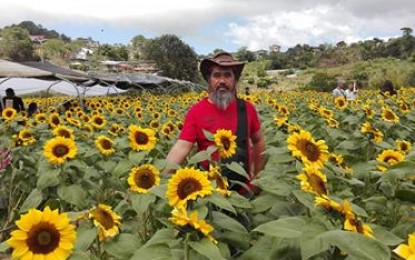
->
[1, 0, 414, 55]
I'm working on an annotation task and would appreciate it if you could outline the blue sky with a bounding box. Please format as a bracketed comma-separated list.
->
[1, 0, 414, 55]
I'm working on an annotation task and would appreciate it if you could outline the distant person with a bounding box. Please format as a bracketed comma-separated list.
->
[380, 80, 397, 97]
[0, 94, 3, 113]
[332, 81, 346, 98]
[245, 86, 250, 95]
[27, 102, 38, 117]
[345, 81, 358, 101]
[3, 88, 25, 112]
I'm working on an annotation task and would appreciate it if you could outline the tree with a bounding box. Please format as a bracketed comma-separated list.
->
[41, 39, 70, 61]
[129, 35, 148, 60]
[0, 27, 34, 61]
[236, 47, 256, 62]
[401, 27, 413, 37]
[142, 34, 199, 82]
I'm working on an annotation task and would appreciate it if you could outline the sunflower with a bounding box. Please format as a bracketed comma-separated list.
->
[315, 196, 343, 216]
[344, 216, 374, 238]
[214, 129, 237, 159]
[90, 115, 107, 129]
[35, 113, 48, 123]
[167, 109, 177, 118]
[108, 123, 120, 137]
[89, 204, 121, 241]
[128, 164, 160, 193]
[52, 125, 75, 140]
[287, 124, 303, 134]
[2, 107, 18, 121]
[95, 136, 115, 156]
[43, 137, 78, 165]
[396, 140, 412, 154]
[66, 118, 81, 128]
[381, 107, 399, 124]
[274, 115, 288, 128]
[207, 165, 231, 196]
[362, 105, 375, 119]
[318, 107, 334, 119]
[325, 118, 339, 128]
[361, 122, 384, 144]
[398, 101, 410, 114]
[334, 97, 347, 110]
[18, 129, 36, 146]
[128, 125, 157, 151]
[287, 130, 329, 169]
[149, 120, 160, 129]
[169, 208, 217, 244]
[161, 124, 173, 139]
[152, 111, 160, 120]
[296, 165, 328, 196]
[393, 233, 415, 260]
[176, 121, 184, 131]
[376, 149, 405, 172]
[166, 167, 213, 208]
[6, 207, 76, 260]
[48, 113, 61, 128]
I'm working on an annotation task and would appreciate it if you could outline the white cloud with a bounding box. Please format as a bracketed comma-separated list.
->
[225, 1, 415, 51]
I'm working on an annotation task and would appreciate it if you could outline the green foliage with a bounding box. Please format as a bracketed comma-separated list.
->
[236, 46, 256, 62]
[307, 72, 337, 91]
[0, 27, 34, 61]
[41, 38, 70, 61]
[142, 34, 199, 82]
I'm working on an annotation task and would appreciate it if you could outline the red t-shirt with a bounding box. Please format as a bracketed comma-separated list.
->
[179, 98, 261, 175]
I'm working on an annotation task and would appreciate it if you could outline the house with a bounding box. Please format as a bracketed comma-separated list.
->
[269, 44, 281, 53]
[30, 35, 47, 45]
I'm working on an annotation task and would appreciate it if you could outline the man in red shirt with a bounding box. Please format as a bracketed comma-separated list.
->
[166, 52, 266, 193]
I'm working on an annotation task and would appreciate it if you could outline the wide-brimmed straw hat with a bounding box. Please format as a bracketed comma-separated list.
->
[199, 51, 245, 82]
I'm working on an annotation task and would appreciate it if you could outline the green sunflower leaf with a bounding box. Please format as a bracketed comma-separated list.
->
[19, 188, 43, 213]
[253, 216, 305, 238]
[189, 238, 226, 260]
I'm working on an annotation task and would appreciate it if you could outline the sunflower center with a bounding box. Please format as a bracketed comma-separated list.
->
[93, 209, 115, 229]
[95, 118, 103, 125]
[298, 140, 320, 161]
[135, 170, 155, 189]
[384, 156, 398, 165]
[177, 178, 202, 199]
[27, 222, 60, 254]
[53, 145, 69, 157]
[100, 139, 112, 150]
[135, 132, 149, 144]
[220, 137, 231, 150]
[6, 111, 13, 117]
[51, 117, 60, 125]
[22, 132, 31, 139]
[400, 144, 408, 150]
[59, 130, 71, 138]
[385, 111, 395, 120]
[308, 174, 327, 196]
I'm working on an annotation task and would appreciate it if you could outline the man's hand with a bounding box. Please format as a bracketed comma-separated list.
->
[0, 148, 12, 171]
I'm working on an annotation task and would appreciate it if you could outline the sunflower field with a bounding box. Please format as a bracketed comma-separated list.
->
[1, 88, 415, 260]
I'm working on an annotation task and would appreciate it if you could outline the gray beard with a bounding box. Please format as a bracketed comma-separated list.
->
[209, 88, 235, 110]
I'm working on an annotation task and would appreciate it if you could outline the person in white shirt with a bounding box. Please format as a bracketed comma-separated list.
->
[332, 81, 346, 98]
[345, 82, 358, 100]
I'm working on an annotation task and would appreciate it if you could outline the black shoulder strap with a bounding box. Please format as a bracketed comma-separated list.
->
[221, 98, 249, 189]
[236, 98, 248, 174]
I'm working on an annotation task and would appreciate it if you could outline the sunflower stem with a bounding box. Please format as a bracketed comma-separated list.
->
[184, 232, 190, 260]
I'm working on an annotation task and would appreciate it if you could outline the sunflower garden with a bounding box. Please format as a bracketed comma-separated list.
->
[1, 88, 415, 260]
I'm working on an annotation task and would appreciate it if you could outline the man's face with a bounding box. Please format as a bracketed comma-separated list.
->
[208, 66, 237, 110]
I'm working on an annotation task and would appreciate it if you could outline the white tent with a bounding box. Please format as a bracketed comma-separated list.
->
[0, 78, 128, 97]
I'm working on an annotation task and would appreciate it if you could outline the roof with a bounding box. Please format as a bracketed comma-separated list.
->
[20, 61, 90, 81]
[0, 59, 54, 78]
